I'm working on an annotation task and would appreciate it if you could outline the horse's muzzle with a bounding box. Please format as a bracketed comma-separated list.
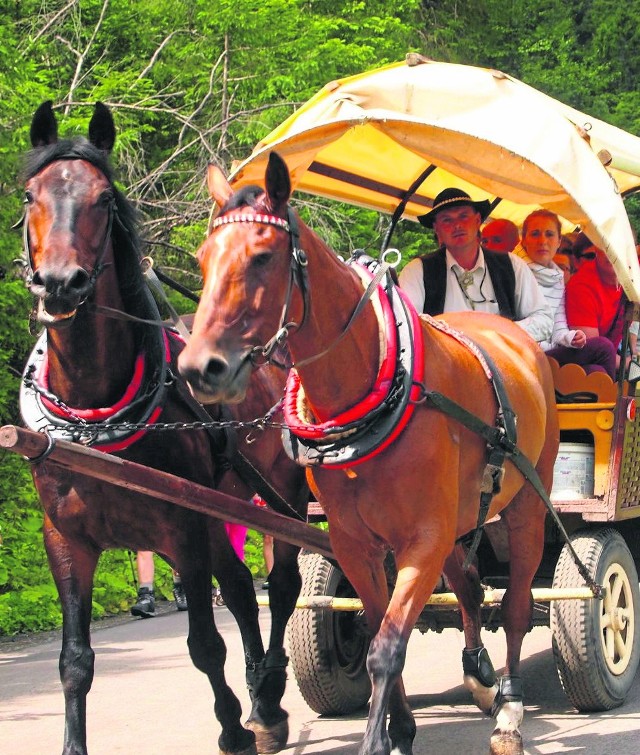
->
[29, 264, 92, 324]
[178, 348, 253, 404]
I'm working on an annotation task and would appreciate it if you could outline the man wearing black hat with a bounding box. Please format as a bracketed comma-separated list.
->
[399, 188, 552, 343]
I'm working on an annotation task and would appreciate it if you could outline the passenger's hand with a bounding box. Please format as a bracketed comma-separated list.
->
[571, 330, 587, 348]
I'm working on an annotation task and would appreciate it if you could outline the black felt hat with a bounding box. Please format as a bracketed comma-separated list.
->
[418, 188, 491, 228]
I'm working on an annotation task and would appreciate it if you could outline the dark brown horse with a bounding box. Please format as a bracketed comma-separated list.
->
[20, 104, 307, 755]
[178, 152, 560, 755]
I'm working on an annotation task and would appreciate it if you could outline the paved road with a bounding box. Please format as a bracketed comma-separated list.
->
[2, 596, 639, 754]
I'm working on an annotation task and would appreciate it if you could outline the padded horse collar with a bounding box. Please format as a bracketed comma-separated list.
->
[20, 325, 171, 453]
[281, 254, 424, 467]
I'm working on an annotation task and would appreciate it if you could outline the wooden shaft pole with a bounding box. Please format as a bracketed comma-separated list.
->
[0, 425, 333, 559]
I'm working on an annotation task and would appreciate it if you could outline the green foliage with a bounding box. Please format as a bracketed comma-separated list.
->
[245, 530, 270, 579]
[0, 452, 50, 635]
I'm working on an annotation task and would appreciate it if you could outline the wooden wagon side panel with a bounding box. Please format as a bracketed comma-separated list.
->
[614, 388, 640, 518]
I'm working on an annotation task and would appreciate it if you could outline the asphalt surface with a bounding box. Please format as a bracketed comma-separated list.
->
[2, 591, 640, 754]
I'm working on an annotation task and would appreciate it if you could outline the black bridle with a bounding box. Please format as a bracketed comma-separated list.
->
[16, 157, 117, 305]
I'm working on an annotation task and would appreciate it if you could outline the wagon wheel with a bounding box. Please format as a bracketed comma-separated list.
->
[551, 527, 640, 711]
[287, 551, 371, 715]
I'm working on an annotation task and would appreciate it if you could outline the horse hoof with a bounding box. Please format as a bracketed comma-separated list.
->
[245, 717, 289, 754]
[219, 745, 258, 755]
[489, 729, 524, 755]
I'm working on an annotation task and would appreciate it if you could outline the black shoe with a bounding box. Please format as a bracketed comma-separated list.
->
[173, 583, 188, 611]
[131, 587, 155, 618]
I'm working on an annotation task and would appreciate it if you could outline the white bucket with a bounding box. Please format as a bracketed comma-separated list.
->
[551, 443, 595, 500]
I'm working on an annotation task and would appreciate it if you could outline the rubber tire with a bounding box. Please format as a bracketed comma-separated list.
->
[551, 527, 640, 711]
[286, 551, 371, 715]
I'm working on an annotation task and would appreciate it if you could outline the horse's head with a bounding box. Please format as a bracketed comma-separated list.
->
[23, 101, 118, 327]
[179, 152, 302, 403]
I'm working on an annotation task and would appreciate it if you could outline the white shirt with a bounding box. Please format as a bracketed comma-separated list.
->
[512, 245, 578, 350]
[398, 247, 553, 344]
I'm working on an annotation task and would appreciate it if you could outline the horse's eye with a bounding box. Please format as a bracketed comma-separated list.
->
[24, 190, 34, 204]
[98, 190, 114, 207]
[251, 252, 273, 269]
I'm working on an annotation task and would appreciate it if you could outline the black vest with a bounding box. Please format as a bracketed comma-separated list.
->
[420, 248, 516, 319]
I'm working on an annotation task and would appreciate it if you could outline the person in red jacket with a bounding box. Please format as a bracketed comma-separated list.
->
[546, 240, 624, 379]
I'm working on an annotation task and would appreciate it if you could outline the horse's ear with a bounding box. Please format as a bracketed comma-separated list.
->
[88, 102, 116, 153]
[207, 163, 233, 205]
[265, 152, 291, 211]
[30, 101, 58, 148]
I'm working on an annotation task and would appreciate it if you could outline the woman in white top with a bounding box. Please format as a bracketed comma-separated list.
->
[517, 209, 586, 352]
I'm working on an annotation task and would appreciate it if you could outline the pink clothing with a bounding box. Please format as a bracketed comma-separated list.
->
[224, 496, 265, 561]
[225, 522, 248, 562]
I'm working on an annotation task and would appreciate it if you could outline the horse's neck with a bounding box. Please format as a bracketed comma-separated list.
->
[46, 275, 137, 409]
[290, 245, 380, 421]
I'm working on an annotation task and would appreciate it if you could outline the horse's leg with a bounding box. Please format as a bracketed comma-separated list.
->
[217, 468, 306, 754]
[330, 526, 443, 755]
[243, 538, 301, 753]
[43, 518, 99, 755]
[329, 533, 395, 755]
[489, 491, 547, 755]
[176, 536, 258, 755]
[378, 545, 453, 755]
[210, 525, 289, 754]
[443, 545, 499, 713]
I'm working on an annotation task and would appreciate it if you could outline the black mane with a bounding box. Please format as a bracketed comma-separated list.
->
[25, 138, 114, 182]
[221, 184, 267, 213]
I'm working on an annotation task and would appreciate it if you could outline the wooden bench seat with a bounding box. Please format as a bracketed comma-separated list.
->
[548, 358, 619, 497]
[549, 358, 620, 403]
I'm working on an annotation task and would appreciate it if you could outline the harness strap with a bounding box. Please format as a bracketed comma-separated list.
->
[418, 386, 602, 597]
[287, 209, 310, 331]
[251, 209, 310, 366]
[293, 255, 390, 370]
[462, 345, 516, 570]
[142, 260, 192, 342]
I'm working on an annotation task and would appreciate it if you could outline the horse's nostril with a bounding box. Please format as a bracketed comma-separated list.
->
[30, 265, 90, 296]
[204, 357, 229, 380]
[67, 267, 90, 293]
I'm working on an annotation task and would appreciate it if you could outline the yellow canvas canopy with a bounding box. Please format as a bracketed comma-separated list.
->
[230, 54, 640, 301]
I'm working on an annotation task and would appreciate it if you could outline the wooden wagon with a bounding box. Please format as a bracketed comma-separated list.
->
[223, 55, 640, 716]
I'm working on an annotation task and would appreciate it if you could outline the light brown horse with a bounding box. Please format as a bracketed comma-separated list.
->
[21, 105, 307, 755]
[178, 152, 560, 755]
